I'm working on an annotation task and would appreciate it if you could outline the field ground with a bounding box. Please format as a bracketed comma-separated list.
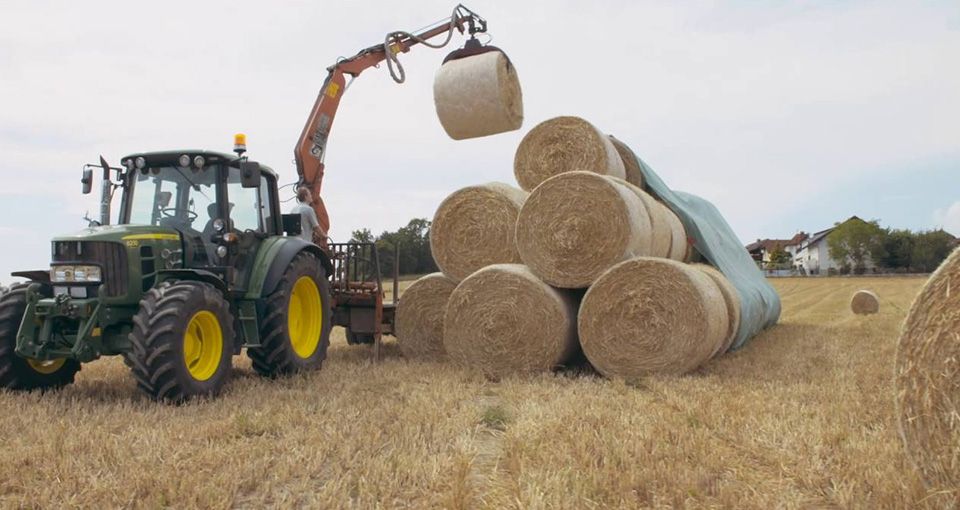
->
[0, 277, 937, 508]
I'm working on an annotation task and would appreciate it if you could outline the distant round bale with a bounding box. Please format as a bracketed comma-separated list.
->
[896, 248, 960, 504]
[609, 136, 645, 189]
[513, 116, 626, 191]
[579, 257, 728, 378]
[430, 183, 528, 282]
[516, 171, 653, 288]
[433, 50, 523, 140]
[395, 273, 457, 360]
[691, 264, 742, 357]
[443, 264, 579, 378]
[850, 290, 880, 315]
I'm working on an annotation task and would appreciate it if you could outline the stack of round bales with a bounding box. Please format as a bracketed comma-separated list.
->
[397, 114, 742, 379]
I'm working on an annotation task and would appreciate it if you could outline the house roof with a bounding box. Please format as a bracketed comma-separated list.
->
[745, 231, 809, 253]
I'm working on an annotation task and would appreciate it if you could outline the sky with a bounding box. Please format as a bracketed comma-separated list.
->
[1, 0, 958, 281]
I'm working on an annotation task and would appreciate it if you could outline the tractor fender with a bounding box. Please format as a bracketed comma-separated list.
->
[155, 269, 228, 294]
[247, 238, 333, 299]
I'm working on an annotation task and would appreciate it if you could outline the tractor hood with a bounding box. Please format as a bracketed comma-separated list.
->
[53, 225, 181, 244]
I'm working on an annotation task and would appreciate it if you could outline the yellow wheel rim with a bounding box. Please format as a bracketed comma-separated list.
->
[183, 310, 223, 381]
[288, 276, 323, 359]
[27, 358, 66, 375]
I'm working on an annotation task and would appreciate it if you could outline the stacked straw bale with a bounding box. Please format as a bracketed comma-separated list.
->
[578, 257, 728, 378]
[430, 183, 528, 282]
[609, 136, 645, 189]
[410, 114, 736, 377]
[433, 51, 523, 140]
[443, 264, 580, 378]
[395, 273, 457, 360]
[513, 116, 626, 191]
[895, 248, 960, 505]
[850, 290, 880, 315]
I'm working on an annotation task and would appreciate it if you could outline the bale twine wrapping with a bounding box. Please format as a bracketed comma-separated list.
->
[579, 257, 728, 377]
[433, 51, 523, 140]
[443, 264, 579, 378]
[513, 116, 626, 191]
[609, 136, 645, 189]
[692, 264, 742, 357]
[663, 205, 690, 262]
[515, 171, 653, 288]
[430, 183, 528, 282]
[394, 273, 457, 360]
[896, 248, 960, 504]
[850, 290, 880, 315]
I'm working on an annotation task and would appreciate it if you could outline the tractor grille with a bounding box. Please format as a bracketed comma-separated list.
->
[52, 241, 129, 297]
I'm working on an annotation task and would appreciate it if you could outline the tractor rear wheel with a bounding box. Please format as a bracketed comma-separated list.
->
[126, 281, 234, 402]
[248, 252, 331, 377]
[0, 284, 80, 391]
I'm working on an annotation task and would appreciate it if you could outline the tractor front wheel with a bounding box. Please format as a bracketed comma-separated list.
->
[248, 252, 331, 377]
[0, 284, 80, 391]
[126, 281, 234, 402]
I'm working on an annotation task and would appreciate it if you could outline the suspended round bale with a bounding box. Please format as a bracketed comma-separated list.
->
[691, 264, 742, 357]
[850, 290, 880, 315]
[513, 116, 626, 191]
[579, 257, 728, 378]
[430, 183, 528, 282]
[433, 51, 523, 140]
[515, 171, 653, 288]
[395, 273, 457, 361]
[609, 136, 645, 189]
[896, 248, 960, 505]
[443, 264, 579, 378]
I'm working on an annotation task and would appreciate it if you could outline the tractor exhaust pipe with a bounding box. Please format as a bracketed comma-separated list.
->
[98, 156, 112, 226]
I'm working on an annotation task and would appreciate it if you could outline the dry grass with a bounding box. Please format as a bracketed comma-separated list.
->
[0, 277, 935, 508]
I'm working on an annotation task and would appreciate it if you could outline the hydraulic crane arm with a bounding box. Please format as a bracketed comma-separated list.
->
[294, 4, 489, 246]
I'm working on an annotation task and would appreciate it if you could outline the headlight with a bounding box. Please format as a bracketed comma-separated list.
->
[178, 154, 191, 167]
[213, 218, 226, 232]
[50, 265, 102, 283]
[216, 246, 228, 258]
[135, 157, 146, 169]
[193, 155, 205, 169]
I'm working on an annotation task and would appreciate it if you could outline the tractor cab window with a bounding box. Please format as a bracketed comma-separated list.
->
[128, 166, 218, 233]
[225, 168, 266, 232]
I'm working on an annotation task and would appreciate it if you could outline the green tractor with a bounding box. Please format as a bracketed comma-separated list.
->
[0, 143, 346, 402]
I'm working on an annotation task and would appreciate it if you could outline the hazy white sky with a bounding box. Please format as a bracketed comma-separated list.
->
[1, 0, 958, 281]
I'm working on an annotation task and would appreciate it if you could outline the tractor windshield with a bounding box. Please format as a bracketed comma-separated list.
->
[127, 166, 218, 232]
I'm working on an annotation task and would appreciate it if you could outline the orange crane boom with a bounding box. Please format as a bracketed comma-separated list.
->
[294, 5, 489, 247]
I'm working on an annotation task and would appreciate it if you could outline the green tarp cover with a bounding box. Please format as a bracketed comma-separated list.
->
[624, 146, 780, 351]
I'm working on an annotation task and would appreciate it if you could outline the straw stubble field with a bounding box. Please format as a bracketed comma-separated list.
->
[0, 277, 933, 508]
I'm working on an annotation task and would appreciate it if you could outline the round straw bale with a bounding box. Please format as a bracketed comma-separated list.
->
[395, 273, 457, 360]
[895, 248, 960, 503]
[691, 264, 742, 357]
[513, 116, 626, 191]
[443, 264, 579, 378]
[850, 290, 880, 315]
[516, 171, 652, 288]
[609, 136, 645, 189]
[433, 51, 523, 140]
[624, 184, 673, 258]
[663, 206, 690, 262]
[579, 257, 728, 377]
[430, 183, 528, 282]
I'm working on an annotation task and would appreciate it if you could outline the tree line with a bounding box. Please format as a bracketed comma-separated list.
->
[826, 219, 955, 274]
[350, 218, 437, 278]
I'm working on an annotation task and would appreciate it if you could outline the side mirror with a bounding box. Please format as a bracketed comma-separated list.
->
[81, 168, 93, 195]
[240, 161, 261, 188]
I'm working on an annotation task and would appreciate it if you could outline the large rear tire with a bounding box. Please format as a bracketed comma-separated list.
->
[125, 281, 234, 403]
[0, 284, 80, 391]
[248, 251, 332, 377]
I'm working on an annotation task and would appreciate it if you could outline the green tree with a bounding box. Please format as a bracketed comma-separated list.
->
[911, 229, 955, 272]
[878, 228, 914, 269]
[350, 228, 374, 243]
[372, 218, 438, 277]
[767, 245, 791, 267]
[827, 218, 886, 274]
